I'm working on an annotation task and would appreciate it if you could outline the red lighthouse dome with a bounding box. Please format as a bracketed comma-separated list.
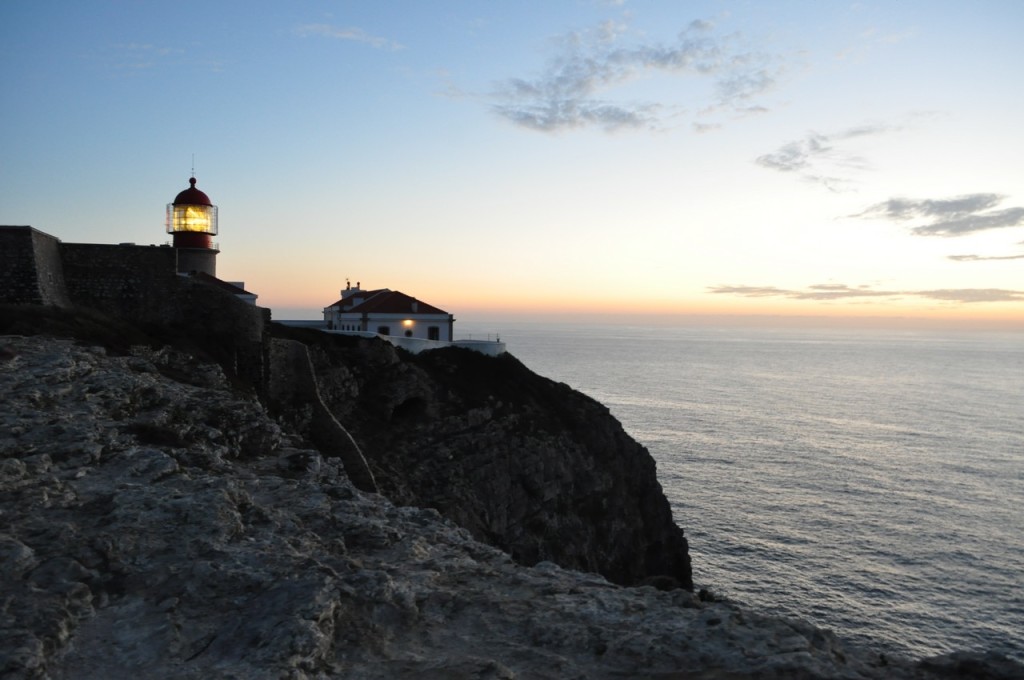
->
[173, 176, 212, 207]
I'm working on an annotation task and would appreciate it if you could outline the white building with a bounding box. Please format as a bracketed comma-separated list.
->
[323, 282, 454, 341]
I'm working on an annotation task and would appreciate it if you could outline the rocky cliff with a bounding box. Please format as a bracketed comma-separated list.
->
[267, 326, 692, 590]
[6, 334, 1022, 679]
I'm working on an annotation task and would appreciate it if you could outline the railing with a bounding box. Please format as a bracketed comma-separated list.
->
[459, 333, 502, 343]
[162, 240, 220, 250]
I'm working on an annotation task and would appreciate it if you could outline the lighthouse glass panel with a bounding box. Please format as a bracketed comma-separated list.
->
[168, 204, 218, 234]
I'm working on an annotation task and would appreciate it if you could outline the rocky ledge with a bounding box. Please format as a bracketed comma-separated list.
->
[3, 335, 1021, 679]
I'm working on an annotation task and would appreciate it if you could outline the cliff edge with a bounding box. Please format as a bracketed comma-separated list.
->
[5, 334, 1020, 679]
[267, 326, 692, 590]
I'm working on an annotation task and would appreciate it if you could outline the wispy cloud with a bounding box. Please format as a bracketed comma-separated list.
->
[851, 194, 1024, 236]
[90, 43, 224, 75]
[709, 283, 1024, 304]
[709, 284, 899, 301]
[949, 253, 1024, 262]
[490, 19, 784, 133]
[755, 123, 898, 191]
[108, 43, 180, 70]
[295, 24, 404, 51]
[837, 26, 917, 61]
[916, 289, 1024, 303]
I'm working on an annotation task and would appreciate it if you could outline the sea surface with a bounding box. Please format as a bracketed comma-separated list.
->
[462, 321, 1023, 662]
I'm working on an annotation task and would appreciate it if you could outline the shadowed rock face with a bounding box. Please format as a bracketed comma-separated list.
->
[268, 328, 693, 590]
[6, 335, 1019, 680]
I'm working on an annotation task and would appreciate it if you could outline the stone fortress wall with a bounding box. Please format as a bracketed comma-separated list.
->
[0, 227, 70, 307]
[60, 242, 179, 320]
[0, 225, 269, 391]
[1, 226, 181, 314]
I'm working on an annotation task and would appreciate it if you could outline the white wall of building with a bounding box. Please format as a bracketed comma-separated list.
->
[275, 322, 504, 356]
[328, 311, 452, 341]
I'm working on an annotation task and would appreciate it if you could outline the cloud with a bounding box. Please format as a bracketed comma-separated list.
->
[707, 285, 793, 298]
[708, 284, 900, 301]
[89, 43, 225, 75]
[495, 99, 659, 132]
[854, 194, 1003, 221]
[295, 24, 404, 50]
[852, 194, 1024, 236]
[708, 283, 1024, 304]
[692, 121, 722, 134]
[949, 253, 1024, 262]
[837, 26, 917, 61]
[110, 42, 180, 68]
[910, 208, 1024, 237]
[755, 123, 897, 191]
[916, 289, 1024, 303]
[490, 19, 783, 133]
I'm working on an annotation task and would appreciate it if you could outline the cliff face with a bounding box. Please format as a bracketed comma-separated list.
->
[7, 335, 1016, 679]
[268, 328, 692, 590]
[1, 292, 686, 591]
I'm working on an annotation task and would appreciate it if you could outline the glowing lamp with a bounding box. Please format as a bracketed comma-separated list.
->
[402, 319, 414, 327]
[167, 176, 218, 249]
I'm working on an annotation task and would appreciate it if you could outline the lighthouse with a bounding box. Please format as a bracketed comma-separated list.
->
[167, 176, 219, 276]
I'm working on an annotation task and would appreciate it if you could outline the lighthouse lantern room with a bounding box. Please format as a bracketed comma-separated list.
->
[167, 176, 219, 276]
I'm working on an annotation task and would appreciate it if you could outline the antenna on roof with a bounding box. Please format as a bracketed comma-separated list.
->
[191, 153, 196, 178]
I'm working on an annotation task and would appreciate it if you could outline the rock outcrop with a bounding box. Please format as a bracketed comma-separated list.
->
[6, 335, 1021, 679]
[268, 327, 692, 590]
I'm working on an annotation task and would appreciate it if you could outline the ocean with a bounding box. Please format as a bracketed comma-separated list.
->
[462, 321, 1023, 662]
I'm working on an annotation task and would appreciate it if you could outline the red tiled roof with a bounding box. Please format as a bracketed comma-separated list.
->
[329, 289, 448, 315]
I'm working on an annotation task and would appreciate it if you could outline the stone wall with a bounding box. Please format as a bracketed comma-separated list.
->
[60, 243, 179, 322]
[0, 226, 70, 307]
[171, 275, 271, 393]
[60, 244, 270, 390]
[0, 228, 269, 393]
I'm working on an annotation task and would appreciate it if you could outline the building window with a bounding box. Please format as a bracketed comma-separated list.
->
[377, 326, 390, 336]
[404, 330, 413, 338]
[428, 326, 440, 341]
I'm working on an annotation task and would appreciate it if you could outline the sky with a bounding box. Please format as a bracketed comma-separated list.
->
[2, 1, 1023, 328]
